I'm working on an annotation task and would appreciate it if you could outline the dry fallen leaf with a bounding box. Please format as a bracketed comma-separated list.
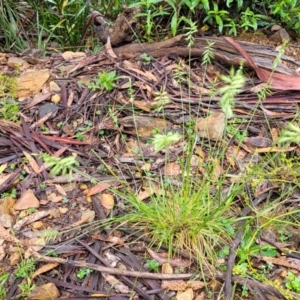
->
[196, 112, 225, 141]
[86, 182, 111, 196]
[99, 194, 114, 210]
[23, 151, 41, 174]
[28, 282, 60, 300]
[32, 263, 59, 280]
[14, 189, 40, 210]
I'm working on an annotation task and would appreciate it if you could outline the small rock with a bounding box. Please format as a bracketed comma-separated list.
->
[0, 56, 7, 63]
[31, 221, 44, 230]
[28, 283, 60, 300]
[176, 288, 194, 300]
[162, 262, 173, 274]
[1, 196, 15, 214]
[58, 207, 68, 214]
[62, 51, 86, 62]
[269, 28, 290, 43]
[21, 49, 43, 64]
[49, 81, 61, 93]
[16, 69, 50, 99]
[38, 103, 58, 119]
[271, 24, 281, 31]
[51, 94, 61, 104]
[0, 214, 13, 228]
[7, 57, 30, 69]
[244, 136, 272, 148]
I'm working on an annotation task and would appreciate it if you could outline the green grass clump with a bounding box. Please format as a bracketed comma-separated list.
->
[112, 173, 243, 271]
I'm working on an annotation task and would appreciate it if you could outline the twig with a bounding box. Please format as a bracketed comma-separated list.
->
[31, 250, 194, 280]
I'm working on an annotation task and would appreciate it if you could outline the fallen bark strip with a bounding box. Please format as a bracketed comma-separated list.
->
[113, 34, 300, 75]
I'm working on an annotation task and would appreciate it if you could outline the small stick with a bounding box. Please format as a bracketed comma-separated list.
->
[31, 250, 194, 280]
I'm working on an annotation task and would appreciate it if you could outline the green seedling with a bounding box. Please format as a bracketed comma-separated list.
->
[146, 259, 160, 272]
[278, 229, 293, 242]
[240, 7, 269, 31]
[62, 197, 69, 203]
[15, 258, 36, 279]
[151, 132, 182, 152]
[140, 53, 152, 64]
[285, 271, 300, 293]
[26, 208, 37, 214]
[18, 278, 36, 297]
[1, 188, 17, 198]
[0, 100, 20, 123]
[88, 70, 122, 91]
[45, 249, 59, 257]
[39, 153, 80, 180]
[77, 267, 93, 279]
[203, 2, 230, 33]
[0, 273, 9, 299]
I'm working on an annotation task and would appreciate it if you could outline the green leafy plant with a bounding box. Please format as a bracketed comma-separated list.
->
[285, 271, 300, 293]
[88, 70, 122, 92]
[77, 267, 93, 279]
[151, 132, 182, 152]
[145, 259, 160, 272]
[34, 0, 90, 48]
[26, 208, 37, 214]
[45, 249, 59, 257]
[39, 153, 80, 180]
[269, 0, 300, 36]
[203, 2, 230, 33]
[130, 0, 170, 38]
[226, 119, 247, 142]
[278, 229, 293, 242]
[15, 258, 36, 278]
[140, 53, 152, 64]
[0, 273, 9, 299]
[0, 100, 20, 123]
[18, 278, 36, 297]
[1, 188, 17, 198]
[277, 122, 300, 145]
[240, 7, 269, 31]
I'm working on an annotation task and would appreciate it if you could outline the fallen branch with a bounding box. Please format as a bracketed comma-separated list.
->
[31, 250, 194, 280]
